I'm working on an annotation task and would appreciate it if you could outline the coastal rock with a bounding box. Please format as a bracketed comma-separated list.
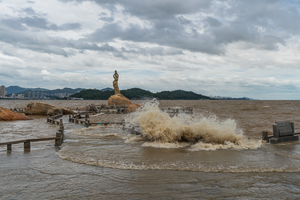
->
[25, 102, 75, 115]
[123, 104, 142, 114]
[47, 108, 64, 116]
[108, 95, 131, 105]
[0, 107, 32, 121]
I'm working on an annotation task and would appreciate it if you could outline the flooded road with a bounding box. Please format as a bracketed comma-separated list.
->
[1, 100, 300, 199]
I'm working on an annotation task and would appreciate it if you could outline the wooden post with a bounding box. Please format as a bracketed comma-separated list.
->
[24, 140, 30, 149]
[7, 143, 11, 151]
[122, 120, 125, 130]
[60, 119, 64, 130]
[262, 131, 268, 142]
[55, 132, 62, 146]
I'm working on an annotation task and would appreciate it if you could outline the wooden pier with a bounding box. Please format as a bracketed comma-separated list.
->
[73, 104, 129, 114]
[0, 121, 64, 151]
[0, 116, 65, 151]
[68, 114, 91, 127]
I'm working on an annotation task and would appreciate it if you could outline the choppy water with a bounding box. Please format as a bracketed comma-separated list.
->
[1, 100, 300, 199]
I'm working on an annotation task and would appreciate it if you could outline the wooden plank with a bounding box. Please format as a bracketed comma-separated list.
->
[0, 137, 59, 145]
[28, 137, 59, 142]
[0, 140, 26, 145]
[90, 122, 123, 125]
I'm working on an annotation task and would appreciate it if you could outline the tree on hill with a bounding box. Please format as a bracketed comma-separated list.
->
[71, 88, 211, 100]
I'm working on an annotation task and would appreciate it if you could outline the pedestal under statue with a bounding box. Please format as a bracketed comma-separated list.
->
[108, 70, 131, 105]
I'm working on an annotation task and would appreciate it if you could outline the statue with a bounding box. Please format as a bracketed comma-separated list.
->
[108, 70, 131, 105]
[113, 70, 121, 95]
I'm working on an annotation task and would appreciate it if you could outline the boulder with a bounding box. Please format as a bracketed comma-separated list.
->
[25, 102, 75, 115]
[0, 107, 32, 121]
[108, 95, 131, 105]
[47, 108, 63, 116]
[123, 104, 142, 114]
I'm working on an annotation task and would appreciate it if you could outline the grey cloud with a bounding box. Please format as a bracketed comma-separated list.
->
[59, 23, 82, 30]
[1, 16, 82, 31]
[145, 47, 183, 56]
[61, 0, 300, 54]
[98, 16, 114, 22]
[177, 16, 192, 25]
[27, 1, 34, 3]
[2, 0, 300, 58]
[258, 35, 285, 51]
[0, 68, 22, 78]
[0, 24, 166, 58]
[21, 7, 37, 15]
[85, 22, 224, 54]
[59, 0, 212, 19]
[204, 17, 222, 27]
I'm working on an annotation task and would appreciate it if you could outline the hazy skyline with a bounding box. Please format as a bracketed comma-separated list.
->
[1, 0, 300, 99]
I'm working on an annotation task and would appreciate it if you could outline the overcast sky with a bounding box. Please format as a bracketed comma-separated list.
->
[0, 0, 300, 99]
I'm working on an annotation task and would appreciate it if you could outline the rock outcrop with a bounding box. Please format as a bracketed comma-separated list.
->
[108, 95, 131, 106]
[47, 108, 64, 116]
[25, 102, 75, 115]
[123, 104, 142, 114]
[0, 107, 32, 121]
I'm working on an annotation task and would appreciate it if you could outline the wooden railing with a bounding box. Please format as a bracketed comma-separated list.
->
[1, 118, 65, 151]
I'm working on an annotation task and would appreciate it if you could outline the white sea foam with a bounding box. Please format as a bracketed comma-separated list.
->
[127, 100, 262, 150]
[142, 141, 190, 149]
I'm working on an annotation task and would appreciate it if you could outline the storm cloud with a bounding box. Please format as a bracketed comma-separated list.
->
[0, 0, 300, 99]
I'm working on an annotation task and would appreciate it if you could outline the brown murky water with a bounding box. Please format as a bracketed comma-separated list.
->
[1, 100, 300, 199]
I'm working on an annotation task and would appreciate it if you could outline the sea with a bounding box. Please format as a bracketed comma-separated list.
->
[1, 99, 300, 199]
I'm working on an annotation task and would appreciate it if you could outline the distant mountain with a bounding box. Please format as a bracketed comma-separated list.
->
[71, 88, 211, 100]
[29, 88, 49, 92]
[47, 87, 85, 94]
[5, 86, 28, 94]
[18, 87, 84, 94]
[154, 90, 209, 100]
[100, 87, 114, 91]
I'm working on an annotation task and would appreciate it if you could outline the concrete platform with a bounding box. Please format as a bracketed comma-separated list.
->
[270, 135, 299, 144]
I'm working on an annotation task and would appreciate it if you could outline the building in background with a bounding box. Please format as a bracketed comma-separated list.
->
[11, 93, 16, 99]
[41, 92, 45, 99]
[0, 85, 5, 98]
[32, 92, 36, 98]
[17, 94, 24, 99]
[28, 92, 31, 99]
[37, 91, 40, 99]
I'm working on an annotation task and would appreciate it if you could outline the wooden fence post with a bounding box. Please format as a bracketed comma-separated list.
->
[7, 143, 11, 151]
[55, 132, 62, 146]
[122, 120, 125, 130]
[24, 140, 30, 150]
[262, 131, 269, 142]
